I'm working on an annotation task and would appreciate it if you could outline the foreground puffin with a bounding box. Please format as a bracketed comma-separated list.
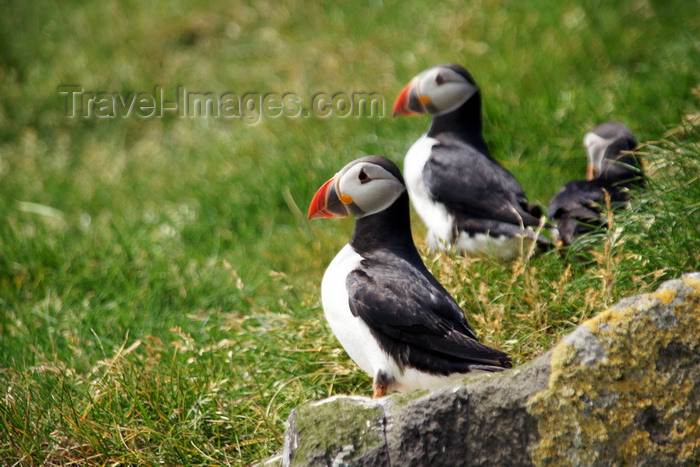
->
[548, 122, 643, 246]
[393, 63, 548, 259]
[308, 155, 512, 397]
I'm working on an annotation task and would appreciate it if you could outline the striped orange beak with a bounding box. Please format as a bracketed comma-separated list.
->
[308, 176, 348, 220]
[392, 79, 427, 117]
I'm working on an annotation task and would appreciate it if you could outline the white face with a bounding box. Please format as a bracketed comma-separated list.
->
[335, 162, 406, 218]
[583, 131, 613, 176]
[415, 66, 478, 116]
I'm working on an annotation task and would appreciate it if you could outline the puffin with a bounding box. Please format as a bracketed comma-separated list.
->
[548, 121, 643, 246]
[392, 63, 548, 259]
[308, 155, 512, 398]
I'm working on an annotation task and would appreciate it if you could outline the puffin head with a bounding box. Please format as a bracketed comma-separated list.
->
[583, 122, 638, 181]
[308, 156, 406, 220]
[392, 63, 479, 117]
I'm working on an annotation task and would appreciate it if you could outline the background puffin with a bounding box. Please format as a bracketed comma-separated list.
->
[392, 63, 548, 259]
[308, 155, 511, 398]
[548, 121, 643, 246]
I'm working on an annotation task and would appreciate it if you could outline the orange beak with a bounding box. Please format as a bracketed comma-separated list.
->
[586, 164, 597, 181]
[392, 80, 426, 117]
[308, 176, 348, 220]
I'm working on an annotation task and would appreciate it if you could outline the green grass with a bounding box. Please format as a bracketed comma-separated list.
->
[0, 0, 698, 464]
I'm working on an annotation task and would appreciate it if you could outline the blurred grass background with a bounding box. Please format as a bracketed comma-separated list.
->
[0, 0, 698, 464]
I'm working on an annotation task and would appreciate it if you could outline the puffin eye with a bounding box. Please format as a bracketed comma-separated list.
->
[435, 73, 446, 85]
[358, 169, 371, 184]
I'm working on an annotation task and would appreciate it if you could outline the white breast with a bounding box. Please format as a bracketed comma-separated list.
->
[403, 134, 454, 250]
[321, 244, 401, 379]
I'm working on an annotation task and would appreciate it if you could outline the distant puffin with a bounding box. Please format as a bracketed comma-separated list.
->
[308, 155, 511, 398]
[393, 63, 548, 259]
[548, 122, 643, 246]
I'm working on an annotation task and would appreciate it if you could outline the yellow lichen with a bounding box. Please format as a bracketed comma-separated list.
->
[526, 278, 700, 465]
[653, 287, 677, 306]
[682, 276, 700, 289]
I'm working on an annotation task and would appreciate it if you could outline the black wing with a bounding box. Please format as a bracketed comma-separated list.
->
[548, 178, 635, 220]
[548, 179, 633, 245]
[548, 180, 606, 221]
[346, 256, 511, 375]
[423, 140, 543, 228]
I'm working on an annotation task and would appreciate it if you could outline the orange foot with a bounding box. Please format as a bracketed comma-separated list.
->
[373, 384, 386, 398]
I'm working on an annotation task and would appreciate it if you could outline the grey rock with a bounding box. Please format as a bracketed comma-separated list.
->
[562, 325, 606, 367]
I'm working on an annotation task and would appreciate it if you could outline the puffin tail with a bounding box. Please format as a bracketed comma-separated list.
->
[468, 363, 511, 372]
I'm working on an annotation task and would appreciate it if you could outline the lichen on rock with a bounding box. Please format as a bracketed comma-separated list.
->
[526, 275, 700, 465]
[282, 395, 389, 466]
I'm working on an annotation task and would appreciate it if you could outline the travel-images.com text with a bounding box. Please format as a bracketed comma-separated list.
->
[58, 85, 385, 124]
